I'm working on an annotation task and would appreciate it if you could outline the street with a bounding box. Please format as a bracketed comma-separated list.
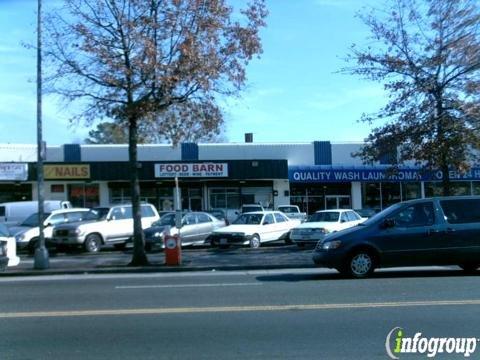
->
[1, 268, 480, 359]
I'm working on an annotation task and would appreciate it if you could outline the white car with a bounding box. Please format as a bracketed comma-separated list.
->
[206, 211, 301, 248]
[11, 208, 94, 253]
[290, 209, 366, 247]
[51, 204, 160, 253]
[0, 223, 20, 271]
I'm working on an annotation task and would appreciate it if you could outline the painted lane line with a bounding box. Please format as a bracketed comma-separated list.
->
[115, 282, 263, 289]
[2, 299, 480, 319]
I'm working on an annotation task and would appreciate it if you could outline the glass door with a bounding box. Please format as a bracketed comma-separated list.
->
[325, 195, 351, 209]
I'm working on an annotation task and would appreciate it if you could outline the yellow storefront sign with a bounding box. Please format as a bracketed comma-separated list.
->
[44, 165, 90, 179]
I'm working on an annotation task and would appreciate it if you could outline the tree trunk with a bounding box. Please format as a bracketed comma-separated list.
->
[128, 115, 149, 266]
[441, 163, 451, 197]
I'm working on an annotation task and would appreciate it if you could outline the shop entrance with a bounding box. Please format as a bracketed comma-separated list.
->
[325, 195, 351, 209]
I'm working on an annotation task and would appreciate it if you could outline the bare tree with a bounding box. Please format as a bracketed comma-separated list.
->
[44, 0, 267, 265]
[344, 0, 480, 195]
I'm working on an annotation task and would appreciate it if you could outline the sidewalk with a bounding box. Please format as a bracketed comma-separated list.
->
[1, 245, 316, 277]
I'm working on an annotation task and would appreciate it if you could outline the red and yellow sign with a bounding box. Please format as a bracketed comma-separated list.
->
[44, 165, 90, 179]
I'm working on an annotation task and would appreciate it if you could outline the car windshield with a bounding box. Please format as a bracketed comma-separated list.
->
[242, 206, 262, 213]
[233, 213, 263, 225]
[20, 212, 51, 227]
[308, 212, 339, 222]
[278, 206, 296, 213]
[153, 213, 176, 227]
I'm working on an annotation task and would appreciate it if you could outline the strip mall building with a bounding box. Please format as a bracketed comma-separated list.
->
[1, 141, 479, 214]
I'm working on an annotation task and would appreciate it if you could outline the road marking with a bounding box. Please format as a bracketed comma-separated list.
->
[115, 282, 263, 289]
[1, 299, 480, 319]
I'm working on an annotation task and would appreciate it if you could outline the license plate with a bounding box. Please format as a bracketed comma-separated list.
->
[220, 238, 227, 245]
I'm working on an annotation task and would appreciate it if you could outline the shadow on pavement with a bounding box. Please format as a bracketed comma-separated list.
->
[256, 268, 478, 282]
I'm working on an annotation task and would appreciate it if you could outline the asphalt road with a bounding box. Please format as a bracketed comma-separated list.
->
[1, 268, 480, 359]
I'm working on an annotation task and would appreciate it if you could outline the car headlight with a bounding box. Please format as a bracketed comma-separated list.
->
[15, 233, 26, 242]
[232, 232, 245, 237]
[322, 240, 342, 250]
[153, 232, 163, 238]
[74, 228, 84, 236]
[313, 228, 329, 234]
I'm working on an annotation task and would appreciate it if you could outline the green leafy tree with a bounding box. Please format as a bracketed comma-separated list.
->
[44, 0, 267, 265]
[344, 0, 480, 195]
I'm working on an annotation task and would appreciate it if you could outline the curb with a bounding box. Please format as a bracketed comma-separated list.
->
[0, 263, 316, 277]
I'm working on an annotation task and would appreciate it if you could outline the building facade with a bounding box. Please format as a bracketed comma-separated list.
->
[0, 142, 479, 215]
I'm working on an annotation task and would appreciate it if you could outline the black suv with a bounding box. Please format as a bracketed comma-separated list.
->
[313, 196, 480, 278]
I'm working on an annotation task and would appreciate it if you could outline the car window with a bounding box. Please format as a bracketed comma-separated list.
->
[393, 203, 435, 227]
[0, 206, 4, 217]
[0, 223, 9, 236]
[263, 214, 275, 225]
[21, 212, 51, 227]
[48, 214, 66, 225]
[278, 206, 294, 214]
[197, 213, 211, 223]
[274, 213, 287, 222]
[308, 211, 340, 222]
[141, 205, 155, 218]
[440, 199, 480, 224]
[184, 214, 197, 225]
[66, 211, 88, 223]
[110, 207, 131, 220]
[155, 213, 175, 226]
[233, 213, 263, 225]
[340, 213, 349, 222]
[346, 211, 359, 221]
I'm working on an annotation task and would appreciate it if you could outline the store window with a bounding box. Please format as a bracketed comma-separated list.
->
[209, 188, 240, 211]
[425, 181, 471, 197]
[401, 182, 422, 200]
[0, 183, 31, 203]
[381, 182, 401, 209]
[68, 184, 99, 208]
[362, 183, 381, 211]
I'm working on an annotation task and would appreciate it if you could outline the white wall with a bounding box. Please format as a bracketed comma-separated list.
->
[273, 179, 290, 208]
[331, 143, 365, 165]
[198, 143, 314, 165]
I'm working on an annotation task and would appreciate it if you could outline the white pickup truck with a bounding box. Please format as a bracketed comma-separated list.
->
[277, 205, 307, 222]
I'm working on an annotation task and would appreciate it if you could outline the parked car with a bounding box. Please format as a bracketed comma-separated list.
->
[0, 200, 71, 226]
[207, 209, 229, 225]
[141, 211, 226, 251]
[277, 205, 307, 222]
[0, 223, 20, 271]
[353, 208, 379, 219]
[290, 209, 365, 247]
[11, 208, 94, 253]
[51, 204, 160, 253]
[206, 211, 301, 248]
[240, 204, 265, 213]
[313, 196, 480, 278]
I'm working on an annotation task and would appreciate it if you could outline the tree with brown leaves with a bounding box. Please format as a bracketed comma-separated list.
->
[344, 0, 480, 195]
[44, 0, 267, 265]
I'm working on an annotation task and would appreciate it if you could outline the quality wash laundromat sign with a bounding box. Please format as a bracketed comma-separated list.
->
[155, 163, 228, 178]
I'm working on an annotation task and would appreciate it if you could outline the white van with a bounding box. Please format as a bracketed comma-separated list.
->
[0, 223, 20, 270]
[0, 201, 71, 226]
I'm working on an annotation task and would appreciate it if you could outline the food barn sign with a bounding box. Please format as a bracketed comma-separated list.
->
[155, 163, 228, 178]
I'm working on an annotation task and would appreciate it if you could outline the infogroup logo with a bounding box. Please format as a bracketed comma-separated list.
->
[385, 327, 478, 359]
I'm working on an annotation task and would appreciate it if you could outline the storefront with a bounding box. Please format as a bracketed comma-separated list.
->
[0, 163, 31, 203]
[289, 166, 480, 213]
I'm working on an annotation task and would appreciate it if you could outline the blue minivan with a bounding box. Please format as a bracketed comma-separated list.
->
[313, 196, 480, 278]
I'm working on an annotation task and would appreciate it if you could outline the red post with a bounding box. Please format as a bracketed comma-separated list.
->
[164, 234, 182, 266]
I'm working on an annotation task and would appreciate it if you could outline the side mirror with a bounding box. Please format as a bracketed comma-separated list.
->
[44, 222, 52, 227]
[382, 218, 396, 229]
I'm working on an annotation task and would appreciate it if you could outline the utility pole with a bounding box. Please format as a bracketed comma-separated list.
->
[34, 0, 49, 270]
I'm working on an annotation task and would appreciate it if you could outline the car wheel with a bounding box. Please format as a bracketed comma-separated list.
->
[284, 232, 293, 245]
[343, 250, 375, 278]
[28, 237, 39, 255]
[249, 235, 261, 249]
[460, 264, 479, 273]
[84, 234, 102, 253]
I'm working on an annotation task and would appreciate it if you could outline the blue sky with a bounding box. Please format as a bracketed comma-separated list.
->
[0, 0, 385, 145]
